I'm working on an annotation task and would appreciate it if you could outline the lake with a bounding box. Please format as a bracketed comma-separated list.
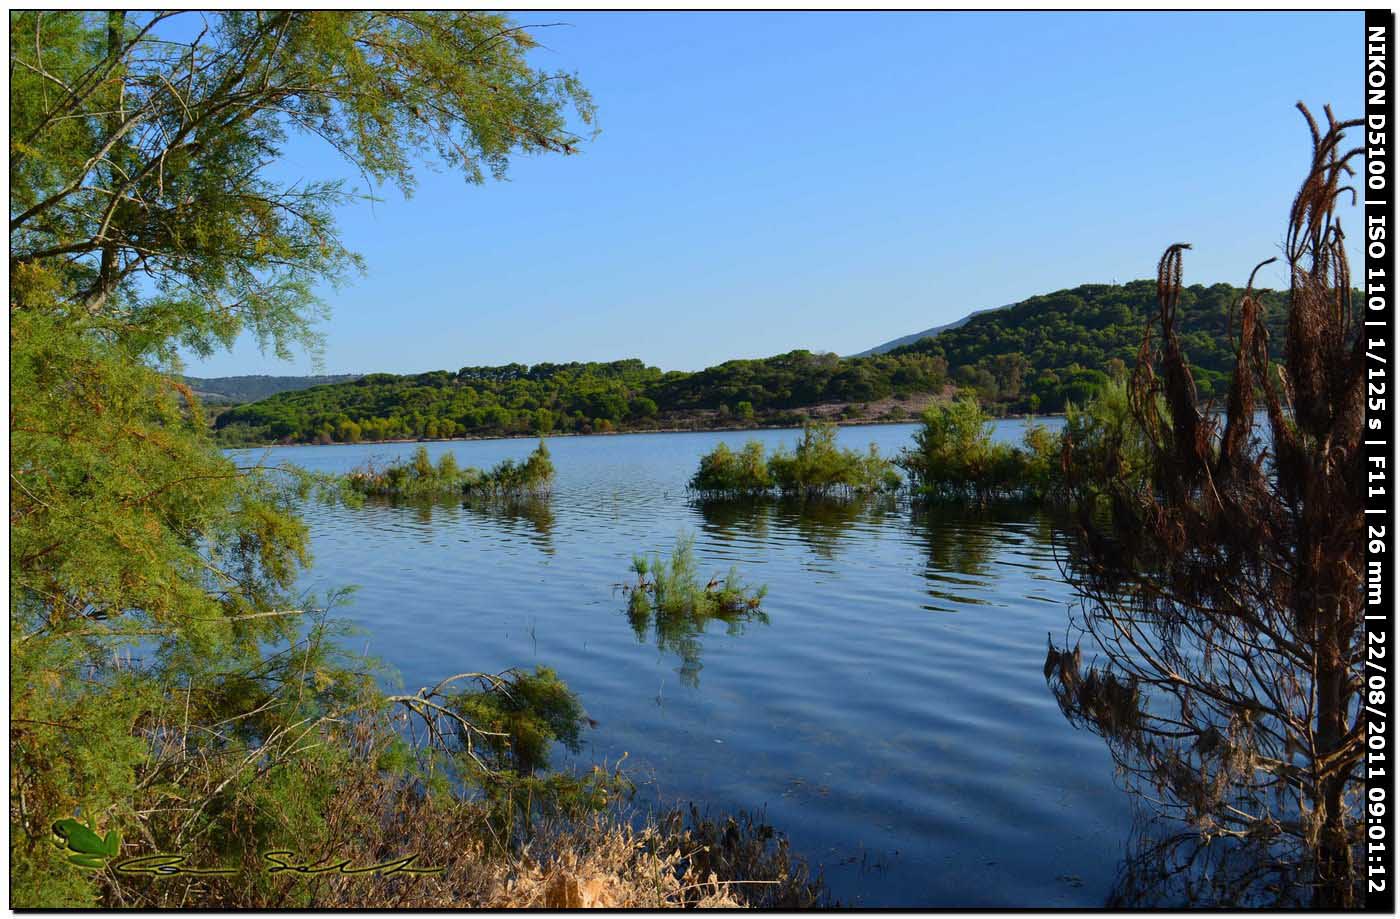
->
[233, 420, 1134, 907]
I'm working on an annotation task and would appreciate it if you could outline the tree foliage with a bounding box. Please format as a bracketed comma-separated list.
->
[9, 11, 594, 906]
[10, 10, 594, 362]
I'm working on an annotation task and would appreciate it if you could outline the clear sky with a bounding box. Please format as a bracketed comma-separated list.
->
[182, 10, 1364, 378]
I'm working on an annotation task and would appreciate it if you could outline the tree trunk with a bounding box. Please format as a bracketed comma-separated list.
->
[1313, 631, 1353, 907]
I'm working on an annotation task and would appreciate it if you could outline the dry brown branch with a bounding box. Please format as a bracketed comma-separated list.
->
[1051, 103, 1366, 906]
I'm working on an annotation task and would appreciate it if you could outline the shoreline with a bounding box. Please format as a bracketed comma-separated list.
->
[221, 410, 1067, 451]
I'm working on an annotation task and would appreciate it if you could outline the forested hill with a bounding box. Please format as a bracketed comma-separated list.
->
[214, 280, 1291, 445]
[887, 279, 1293, 401]
[183, 373, 362, 404]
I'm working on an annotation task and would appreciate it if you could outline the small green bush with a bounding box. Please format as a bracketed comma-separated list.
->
[689, 441, 772, 496]
[897, 397, 1059, 502]
[345, 441, 554, 500]
[622, 534, 768, 687]
[467, 440, 555, 499]
[1061, 378, 1154, 510]
[689, 423, 899, 499]
[768, 423, 900, 497]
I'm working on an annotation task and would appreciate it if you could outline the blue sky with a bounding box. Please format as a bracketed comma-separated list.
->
[183, 11, 1363, 378]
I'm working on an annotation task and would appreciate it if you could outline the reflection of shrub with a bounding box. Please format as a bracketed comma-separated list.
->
[346, 441, 553, 499]
[689, 422, 899, 499]
[622, 534, 767, 687]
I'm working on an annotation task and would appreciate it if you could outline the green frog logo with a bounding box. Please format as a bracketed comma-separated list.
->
[52, 817, 120, 870]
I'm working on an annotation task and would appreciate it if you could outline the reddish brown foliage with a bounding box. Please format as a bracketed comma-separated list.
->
[1050, 104, 1366, 906]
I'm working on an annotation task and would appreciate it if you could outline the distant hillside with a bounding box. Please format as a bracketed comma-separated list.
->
[214, 280, 1292, 445]
[182, 374, 362, 404]
[884, 280, 1294, 402]
[852, 304, 1010, 357]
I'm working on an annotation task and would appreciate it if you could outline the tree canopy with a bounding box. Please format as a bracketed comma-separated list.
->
[10, 11, 595, 906]
[10, 10, 594, 364]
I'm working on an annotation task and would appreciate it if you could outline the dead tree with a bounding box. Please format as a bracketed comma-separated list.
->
[1048, 103, 1366, 906]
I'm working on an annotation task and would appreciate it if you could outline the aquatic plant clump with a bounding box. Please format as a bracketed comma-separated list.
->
[689, 441, 773, 496]
[689, 422, 900, 499]
[896, 396, 1061, 503]
[621, 534, 768, 687]
[471, 440, 556, 500]
[450, 666, 585, 777]
[346, 442, 554, 500]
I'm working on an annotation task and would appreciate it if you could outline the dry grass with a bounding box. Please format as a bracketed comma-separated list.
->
[81, 710, 824, 909]
[256, 797, 823, 909]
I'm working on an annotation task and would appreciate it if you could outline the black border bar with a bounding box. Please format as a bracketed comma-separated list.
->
[1365, 7, 1395, 914]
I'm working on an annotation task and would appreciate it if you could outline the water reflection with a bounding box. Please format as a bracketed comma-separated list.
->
[695, 495, 895, 559]
[1107, 817, 1309, 908]
[352, 493, 555, 554]
[354, 493, 460, 530]
[909, 503, 1058, 612]
[626, 595, 770, 689]
[462, 496, 555, 555]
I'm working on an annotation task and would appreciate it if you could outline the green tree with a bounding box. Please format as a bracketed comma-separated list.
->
[10, 11, 592, 907]
[11, 11, 594, 359]
[533, 407, 555, 434]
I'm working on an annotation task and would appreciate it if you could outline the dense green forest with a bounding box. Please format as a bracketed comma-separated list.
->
[216, 281, 1291, 445]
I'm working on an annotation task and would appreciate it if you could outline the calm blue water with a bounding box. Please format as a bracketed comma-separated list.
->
[233, 420, 1134, 907]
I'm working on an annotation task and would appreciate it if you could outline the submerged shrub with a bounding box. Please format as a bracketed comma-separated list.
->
[469, 440, 555, 499]
[622, 533, 767, 687]
[452, 666, 585, 777]
[897, 397, 1059, 502]
[1061, 378, 1154, 510]
[768, 422, 901, 497]
[689, 441, 772, 496]
[346, 441, 554, 500]
[447, 666, 631, 829]
[346, 445, 474, 498]
[689, 423, 899, 499]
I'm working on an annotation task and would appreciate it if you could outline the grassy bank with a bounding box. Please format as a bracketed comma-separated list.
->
[23, 701, 822, 908]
